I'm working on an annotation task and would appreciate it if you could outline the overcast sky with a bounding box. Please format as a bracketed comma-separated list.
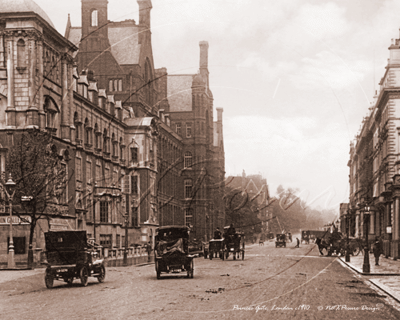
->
[33, 0, 400, 211]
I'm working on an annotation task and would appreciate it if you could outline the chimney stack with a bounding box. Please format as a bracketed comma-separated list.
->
[137, 0, 152, 27]
[199, 41, 209, 69]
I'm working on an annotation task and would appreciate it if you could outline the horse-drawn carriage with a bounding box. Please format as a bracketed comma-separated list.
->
[316, 232, 363, 256]
[223, 232, 245, 260]
[154, 226, 194, 279]
[208, 239, 225, 260]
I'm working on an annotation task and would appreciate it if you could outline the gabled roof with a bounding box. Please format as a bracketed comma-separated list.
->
[167, 74, 194, 112]
[66, 22, 142, 66]
[108, 24, 141, 65]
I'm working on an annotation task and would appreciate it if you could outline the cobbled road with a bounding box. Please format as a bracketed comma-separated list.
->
[1, 241, 400, 320]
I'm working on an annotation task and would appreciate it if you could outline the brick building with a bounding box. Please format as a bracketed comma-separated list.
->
[0, 0, 225, 265]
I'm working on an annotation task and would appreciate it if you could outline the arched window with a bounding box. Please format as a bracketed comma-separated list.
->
[184, 152, 192, 168]
[84, 118, 91, 146]
[112, 133, 117, 157]
[74, 112, 81, 142]
[103, 129, 107, 153]
[91, 10, 98, 27]
[120, 137, 124, 160]
[44, 96, 59, 130]
[17, 39, 26, 70]
[94, 124, 100, 149]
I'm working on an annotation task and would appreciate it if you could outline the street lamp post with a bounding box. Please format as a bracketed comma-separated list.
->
[345, 209, 350, 262]
[2, 174, 16, 269]
[362, 205, 371, 273]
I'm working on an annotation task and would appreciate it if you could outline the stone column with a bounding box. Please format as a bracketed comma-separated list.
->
[26, 36, 38, 127]
[61, 57, 70, 141]
[6, 38, 15, 127]
[355, 212, 360, 238]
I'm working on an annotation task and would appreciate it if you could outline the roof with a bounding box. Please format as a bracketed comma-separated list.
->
[125, 117, 155, 127]
[167, 75, 194, 112]
[0, 0, 54, 28]
[108, 25, 141, 65]
[66, 23, 141, 65]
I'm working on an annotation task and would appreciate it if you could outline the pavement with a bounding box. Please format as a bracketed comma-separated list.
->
[339, 253, 400, 304]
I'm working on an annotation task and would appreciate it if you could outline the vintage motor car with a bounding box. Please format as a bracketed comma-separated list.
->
[44, 230, 105, 288]
[275, 233, 286, 248]
[154, 226, 194, 279]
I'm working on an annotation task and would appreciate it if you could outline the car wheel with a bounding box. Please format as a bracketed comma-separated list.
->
[45, 274, 54, 289]
[97, 265, 106, 283]
[80, 266, 89, 287]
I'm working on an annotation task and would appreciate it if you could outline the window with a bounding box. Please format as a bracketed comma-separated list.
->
[96, 160, 102, 186]
[84, 118, 91, 146]
[185, 209, 193, 228]
[184, 179, 192, 199]
[132, 207, 138, 226]
[105, 164, 110, 185]
[184, 152, 192, 168]
[103, 130, 108, 153]
[176, 123, 181, 135]
[91, 10, 98, 27]
[109, 80, 113, 92]
[17, 39, 26, 70]
[118, 79, 123, 91]
[100, 201, 108, 223]
[132, 175, 138, 195]
[131, 147, 138, 163]
[116, 234, 121, 248]
[58, 163, 67, 204]
[120, 138, 124, 160]
[7, 237, 26, 254]
[76, 152, 82, 181]
[186, 123, 192, 138]
[100, 234, 112, 249]
[86, 158, 92, 184]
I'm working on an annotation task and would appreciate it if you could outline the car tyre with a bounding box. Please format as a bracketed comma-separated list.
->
[80, 266, 89, 287]
[156, 260, 161, 279]
[45, 274, 54, 289]
[97, 265, 106, 283]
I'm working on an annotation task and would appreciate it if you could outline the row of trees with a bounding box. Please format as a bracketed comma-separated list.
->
[223, 184, 338, 240]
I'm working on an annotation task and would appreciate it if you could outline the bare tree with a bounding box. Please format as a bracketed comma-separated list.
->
[4, 129, 71, 268]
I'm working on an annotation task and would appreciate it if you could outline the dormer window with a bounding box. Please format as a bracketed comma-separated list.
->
[91, 10, 98, 27]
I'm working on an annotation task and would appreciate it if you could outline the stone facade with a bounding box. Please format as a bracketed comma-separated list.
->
[348, 34, 400, 259]
[0, 0, 225, 265]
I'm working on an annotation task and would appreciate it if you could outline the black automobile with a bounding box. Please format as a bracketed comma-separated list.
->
[44, 230, 105, 288]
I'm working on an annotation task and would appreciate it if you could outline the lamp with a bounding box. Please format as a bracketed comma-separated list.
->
[4, 173, 16, 269]
[362, 204, 371, 273]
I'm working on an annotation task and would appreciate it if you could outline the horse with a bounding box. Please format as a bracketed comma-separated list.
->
[316, 238, 329, 255]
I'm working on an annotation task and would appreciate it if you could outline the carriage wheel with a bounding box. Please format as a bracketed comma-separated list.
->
[226, 251, 229, 259]
[80, 266, 89, 287]
[97, 265, 106, 283]
[210, 251, 213, 260]
[45, 274, 54, 289]
[352, 246, 361, 256]
[242, 250, 245, 260]
[204, 251, 208, 259]
[221, 250, 225, 260]
[233, 252, 236, 260]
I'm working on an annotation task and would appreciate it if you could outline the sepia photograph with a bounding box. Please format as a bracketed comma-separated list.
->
[1, 0, 400, 319]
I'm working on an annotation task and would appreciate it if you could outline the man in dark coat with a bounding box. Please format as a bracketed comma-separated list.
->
[373, 237, 382, 266]
[214, 227, 222, 240]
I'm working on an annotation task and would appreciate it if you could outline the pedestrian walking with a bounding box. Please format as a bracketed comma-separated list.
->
[373, 237, 382, 266]
[295, 237, 300, 248]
